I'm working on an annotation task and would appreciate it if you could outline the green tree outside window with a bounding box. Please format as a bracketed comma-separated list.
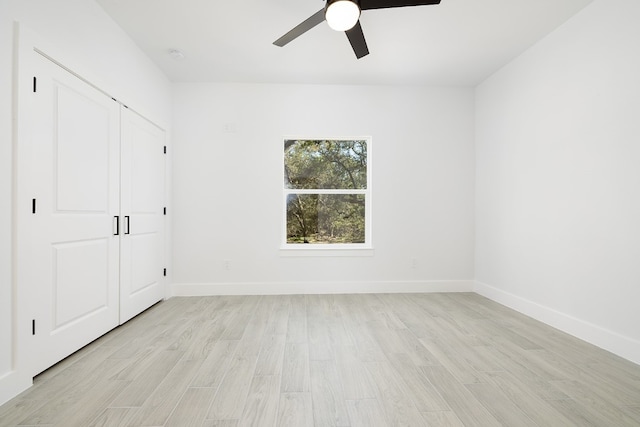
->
[284, 139, 369, 245]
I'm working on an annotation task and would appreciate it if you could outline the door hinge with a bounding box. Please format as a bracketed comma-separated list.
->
[32, 198, 36, 214]
[163, 146, 167, 154]
[32, 319, 36, 335]
[163, 207, 167, 215]
[33, 77, 37, 93]
[163, 268, 167, 277]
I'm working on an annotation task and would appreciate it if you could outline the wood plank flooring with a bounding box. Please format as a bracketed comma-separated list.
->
[1, 293, 640, 426]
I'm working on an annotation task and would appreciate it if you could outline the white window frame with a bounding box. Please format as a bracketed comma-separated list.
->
[280, 136, 373, 257]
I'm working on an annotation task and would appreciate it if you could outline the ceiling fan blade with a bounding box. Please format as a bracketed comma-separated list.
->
[360, 0, 440, 11]
[345, 21, 369, 59]
[273, 9, 326, 47]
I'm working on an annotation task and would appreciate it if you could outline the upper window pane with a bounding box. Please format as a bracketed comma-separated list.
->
[284, 139, 367, 190]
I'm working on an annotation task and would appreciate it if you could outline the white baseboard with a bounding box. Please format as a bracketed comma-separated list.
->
[474, 280, 640, 366]
[0, 370, 32, 406]
[171, 280, 474, 297]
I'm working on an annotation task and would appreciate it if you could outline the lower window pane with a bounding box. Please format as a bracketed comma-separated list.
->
[287, 194, 365, 244]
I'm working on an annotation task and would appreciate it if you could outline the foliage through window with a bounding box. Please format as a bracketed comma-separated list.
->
[284, 138, 370, 246]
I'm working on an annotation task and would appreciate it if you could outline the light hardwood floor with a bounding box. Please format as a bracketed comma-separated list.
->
[1, 293, 640, 426]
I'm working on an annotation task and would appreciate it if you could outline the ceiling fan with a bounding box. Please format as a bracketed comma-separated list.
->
[273, 0, 442, 59]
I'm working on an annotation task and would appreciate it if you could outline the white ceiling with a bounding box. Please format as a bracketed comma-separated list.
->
[96, 0, 593, 86]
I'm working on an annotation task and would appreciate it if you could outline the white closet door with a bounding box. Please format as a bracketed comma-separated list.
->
[26, 55, 120, 375]
[119, 107, 166, 323]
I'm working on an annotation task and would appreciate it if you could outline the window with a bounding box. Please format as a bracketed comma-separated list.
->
[283, 138, 372, 253]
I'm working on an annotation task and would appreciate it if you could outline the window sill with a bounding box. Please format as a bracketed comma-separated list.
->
[279, 246, 374, 257]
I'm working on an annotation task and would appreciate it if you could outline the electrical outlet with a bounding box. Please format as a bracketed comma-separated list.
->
[411, 258, 417, 269]
[224, 260, 231, 270]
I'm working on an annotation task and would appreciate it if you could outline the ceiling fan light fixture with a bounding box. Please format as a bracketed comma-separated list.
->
[325, 0, 361, 32]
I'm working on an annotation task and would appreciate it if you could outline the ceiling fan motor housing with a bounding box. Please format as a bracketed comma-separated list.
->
[326, 0, 361, 9]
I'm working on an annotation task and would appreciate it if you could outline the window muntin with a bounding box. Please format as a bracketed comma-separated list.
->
[283, 138, 371, 247]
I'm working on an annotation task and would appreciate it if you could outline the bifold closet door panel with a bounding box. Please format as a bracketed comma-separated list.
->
[25, 54, 121, 376]
[119, 106, 166, 324]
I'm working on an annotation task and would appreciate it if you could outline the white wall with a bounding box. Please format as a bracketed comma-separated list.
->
[172, 83, 475, 295]
[0, 0, 171, 405]
[475, 0, 640, 363]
